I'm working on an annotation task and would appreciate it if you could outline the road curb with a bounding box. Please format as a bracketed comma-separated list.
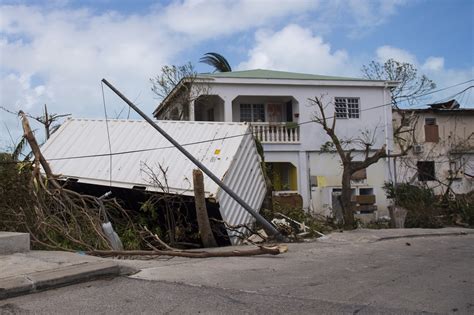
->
[376, 231, 472, 242]
[0, 261, 120, 300]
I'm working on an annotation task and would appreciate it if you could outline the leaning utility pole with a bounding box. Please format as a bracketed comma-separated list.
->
[101, 79, 284, 242]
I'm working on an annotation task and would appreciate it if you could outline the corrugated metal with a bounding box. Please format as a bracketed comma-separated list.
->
[217, 133, 267, 244]
[41, 118, 267, 244]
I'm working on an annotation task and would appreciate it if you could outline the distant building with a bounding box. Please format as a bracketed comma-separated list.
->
[393, 100, 474, 195]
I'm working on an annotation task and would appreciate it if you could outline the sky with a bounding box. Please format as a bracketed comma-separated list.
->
[0, 0, 473, 151]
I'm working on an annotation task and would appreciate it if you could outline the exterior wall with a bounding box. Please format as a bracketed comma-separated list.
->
[393, 110, 474, 195]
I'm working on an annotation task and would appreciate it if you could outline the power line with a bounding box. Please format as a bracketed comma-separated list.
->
[1, 79, 473, 165]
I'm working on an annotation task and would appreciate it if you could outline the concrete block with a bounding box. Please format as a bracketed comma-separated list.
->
[29, 261, 120, 291]
[0, 232, 30, 254]
[0, 276, 33, 299]
[0, 261, 120, 299]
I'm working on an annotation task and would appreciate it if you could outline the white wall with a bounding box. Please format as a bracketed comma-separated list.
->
[309, 152, 391, 217]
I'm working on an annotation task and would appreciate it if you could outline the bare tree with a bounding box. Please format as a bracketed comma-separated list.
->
[150, 63, 210, 120]
[1, 104, 70, 160]
[310, 96, 411, 228]
[361, 59, 436, 108]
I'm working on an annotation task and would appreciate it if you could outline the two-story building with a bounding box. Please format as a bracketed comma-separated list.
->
[154, 69, 397, 218]
[393, 100, 474, 196]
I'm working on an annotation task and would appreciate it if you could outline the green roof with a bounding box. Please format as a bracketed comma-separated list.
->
[199, 69, 370, 81]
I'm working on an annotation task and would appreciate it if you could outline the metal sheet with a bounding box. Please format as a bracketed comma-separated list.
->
[217, 133, 267, 244]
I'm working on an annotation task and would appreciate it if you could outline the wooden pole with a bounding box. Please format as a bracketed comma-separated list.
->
[44, 104, 50, 140]
[193, 169, 218, 248]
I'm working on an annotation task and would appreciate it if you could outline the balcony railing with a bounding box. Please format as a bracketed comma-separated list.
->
[250, 122, 300, 143]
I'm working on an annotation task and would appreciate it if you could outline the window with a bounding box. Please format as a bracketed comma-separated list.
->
[425, 118, 436, 125]
[335, 97, 360, 119]
[240, 104, 265, 122]
[417, 161, 436, 181]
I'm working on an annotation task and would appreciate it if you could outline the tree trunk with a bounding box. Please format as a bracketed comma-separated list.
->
[261, 163, 274, 213]
[340, 166, 355, 229]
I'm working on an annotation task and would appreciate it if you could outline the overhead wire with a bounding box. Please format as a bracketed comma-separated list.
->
[1, 79, 473, 165]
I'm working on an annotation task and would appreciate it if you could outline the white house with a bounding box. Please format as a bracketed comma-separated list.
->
[154, 69, 397, 219]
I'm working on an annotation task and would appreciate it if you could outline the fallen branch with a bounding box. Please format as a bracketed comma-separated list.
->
[87, 245, 288, 258]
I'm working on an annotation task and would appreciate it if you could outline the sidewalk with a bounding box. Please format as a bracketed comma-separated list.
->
[0, 250, 132, 299]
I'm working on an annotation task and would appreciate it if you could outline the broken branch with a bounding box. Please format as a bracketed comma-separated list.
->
[87, 245, 288, 258]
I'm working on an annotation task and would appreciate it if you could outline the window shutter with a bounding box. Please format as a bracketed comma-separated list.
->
[424, 124, 439, 142]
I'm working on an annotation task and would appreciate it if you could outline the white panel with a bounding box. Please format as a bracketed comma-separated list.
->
[217, 133, 267, 244]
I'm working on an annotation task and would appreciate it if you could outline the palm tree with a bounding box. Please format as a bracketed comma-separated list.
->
[199, 52, 232, 72]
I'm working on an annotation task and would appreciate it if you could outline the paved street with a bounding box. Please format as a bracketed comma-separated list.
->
[1, 234, 473, 314]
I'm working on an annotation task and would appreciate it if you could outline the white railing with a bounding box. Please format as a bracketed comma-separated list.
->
[250, 122, 300, 143]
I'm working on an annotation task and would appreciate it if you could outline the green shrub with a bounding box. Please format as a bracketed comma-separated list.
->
[383, 182, 473, 228]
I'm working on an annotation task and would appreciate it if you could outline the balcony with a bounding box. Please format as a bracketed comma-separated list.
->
[250, 122, 300, 143]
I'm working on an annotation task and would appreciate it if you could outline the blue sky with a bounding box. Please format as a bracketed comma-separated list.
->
[0, 0, 473, 150]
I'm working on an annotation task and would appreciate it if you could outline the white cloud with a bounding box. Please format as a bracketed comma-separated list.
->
[159, 0, 317, 39]
[0, 5, 181, 148]
[238, 28, 473, 107]
[375, 45, 417, 64]
[0, 2, 321, 150]
[422, 57, 445, 72]
[310, 0, 409, 38]
[374, 46, 473, 107]
[238, 24, 353, 75]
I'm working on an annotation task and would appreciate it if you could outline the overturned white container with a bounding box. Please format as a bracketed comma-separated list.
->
[41, 118, 267, 244]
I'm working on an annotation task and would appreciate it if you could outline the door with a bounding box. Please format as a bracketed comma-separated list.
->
[267, 103, 283, 123]
[331, 189, 344, 223]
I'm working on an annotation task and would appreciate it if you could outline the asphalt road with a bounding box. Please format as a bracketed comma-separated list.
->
[1, 234, 473, 314]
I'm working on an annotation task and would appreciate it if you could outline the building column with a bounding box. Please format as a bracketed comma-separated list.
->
[298, 151, 310, 210]
[189, 101, 195, 121]
[223, 96, 233, 122]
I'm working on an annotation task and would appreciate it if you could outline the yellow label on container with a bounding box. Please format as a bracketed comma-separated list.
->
[214, 149, 221, 155]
